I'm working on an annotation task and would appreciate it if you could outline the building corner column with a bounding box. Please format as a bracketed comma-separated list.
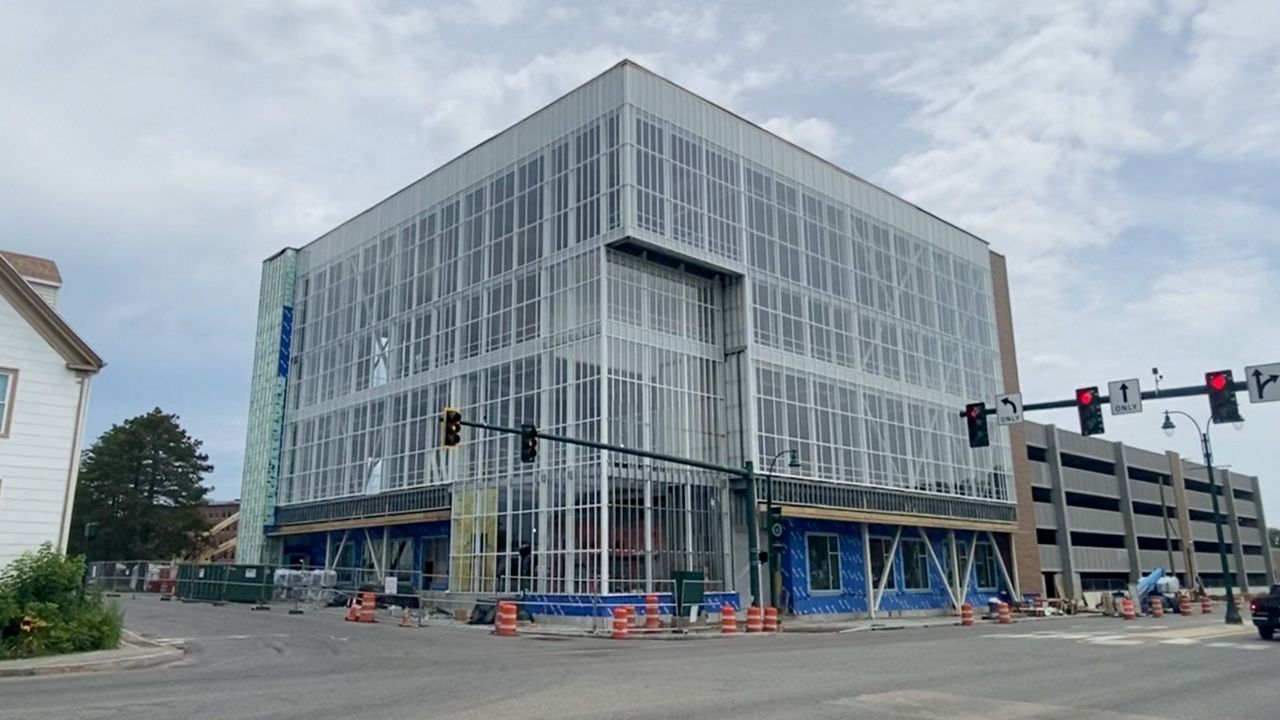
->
[1045, 425, 1077, 598]
[1112, 443, 1142, 585]
[1167, 450, 1198, 584]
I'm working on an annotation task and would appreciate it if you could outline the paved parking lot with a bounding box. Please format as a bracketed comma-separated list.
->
[1, 597, 1275, 719]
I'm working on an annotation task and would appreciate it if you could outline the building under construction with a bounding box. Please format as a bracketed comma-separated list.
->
[236, 60, 1272, 616]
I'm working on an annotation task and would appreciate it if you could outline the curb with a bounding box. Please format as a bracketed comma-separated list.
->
[0, 634, 185, 679]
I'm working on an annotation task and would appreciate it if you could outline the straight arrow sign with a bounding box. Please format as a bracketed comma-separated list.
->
[1108, 378, 1142, 416]
[1245, 363, 1280, 404]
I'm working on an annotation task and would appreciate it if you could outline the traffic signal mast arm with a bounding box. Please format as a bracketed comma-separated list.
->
[961, 379, 1249, 417]
[452, 417, 751, 479]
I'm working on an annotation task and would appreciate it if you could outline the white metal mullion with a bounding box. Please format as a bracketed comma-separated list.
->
[960, 532, 978, 602]
[873, 526, 902, 614]
[919, 527, 958, 610]
[862, 523, 874, 620]
[986, 531, 1016, 596]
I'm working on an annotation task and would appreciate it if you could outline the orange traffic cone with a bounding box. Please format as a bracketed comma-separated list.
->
[400, 611, 412, 628]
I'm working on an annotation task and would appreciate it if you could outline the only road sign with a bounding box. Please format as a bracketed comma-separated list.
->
[1245, 363, 1280, 403]
[995, 393, 1022, 425]
[1108, 378, 1142, 415]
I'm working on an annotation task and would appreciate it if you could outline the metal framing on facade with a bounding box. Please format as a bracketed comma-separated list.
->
[240, 61, 1019, 610]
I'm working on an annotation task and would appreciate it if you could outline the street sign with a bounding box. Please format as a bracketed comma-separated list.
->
[770, 521, 784, 538]
[995, 393, 1022, 425]
[1108, 378, 1142, 415]
[1245, 363, 1280, 403]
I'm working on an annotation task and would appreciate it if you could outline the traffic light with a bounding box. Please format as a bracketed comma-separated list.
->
[1076, 386, 1104, 436]
[441, 406, 462, 449]
[520, 423, 538, 463]
[1205, 370, 1242, 424]
[964, 403, 989, 448]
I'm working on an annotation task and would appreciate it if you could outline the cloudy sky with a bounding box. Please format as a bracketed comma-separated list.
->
[3, 1, 1278, 512]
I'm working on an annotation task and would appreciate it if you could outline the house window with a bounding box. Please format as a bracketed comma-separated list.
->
[806, 534, 841, 592]
[902, 539, 930, 590]
[0, 369, 15, 437]
[868, 536, 896, 590]
[975, 541, 999, 590]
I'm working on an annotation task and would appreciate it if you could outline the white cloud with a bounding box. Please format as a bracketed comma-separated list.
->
[761, 116, 846, 157]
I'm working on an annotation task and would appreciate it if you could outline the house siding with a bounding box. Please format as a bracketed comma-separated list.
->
[0, 292, 85, 568]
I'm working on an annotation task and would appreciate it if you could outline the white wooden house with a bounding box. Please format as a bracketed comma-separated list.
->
[0, 251, 104, 568]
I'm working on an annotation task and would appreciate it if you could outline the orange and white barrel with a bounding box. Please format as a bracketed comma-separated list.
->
[1122, 597, 1136, 621]
[960, 603, 974, 627]
[645, 594, 660, 630]
[746, 605, 763, 633]
[720, 605, 737, 634]
[1200, 596, 1212, 614]
[612, 607, 629, 640]
[1179, 594, 1192, 616]
[763, 606, 779, 633]
[997, 602, 1012, 624]
[495, 601, 518, 637]
[1151, 596, 1164, 618]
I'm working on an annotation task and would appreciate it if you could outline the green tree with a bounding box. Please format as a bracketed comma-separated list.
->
[68, 408, 213, 561]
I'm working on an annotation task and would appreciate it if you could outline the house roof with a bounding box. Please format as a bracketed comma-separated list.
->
[0, 253, 103, 373]
[0, 250, 62, 285]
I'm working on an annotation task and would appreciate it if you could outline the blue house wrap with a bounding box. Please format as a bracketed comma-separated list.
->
[780, 517, 1002, 615]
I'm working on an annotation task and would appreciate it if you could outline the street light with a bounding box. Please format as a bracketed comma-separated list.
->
[764, 449, 801, 610]
[1160, 410, 1243, 625]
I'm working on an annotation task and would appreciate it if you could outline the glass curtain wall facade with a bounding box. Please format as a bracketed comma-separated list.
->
[247, 61, 1012, 599]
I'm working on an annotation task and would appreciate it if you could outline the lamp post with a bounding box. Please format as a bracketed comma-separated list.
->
[765, 449, 801, 610]
[1161, 410, 1243, 624]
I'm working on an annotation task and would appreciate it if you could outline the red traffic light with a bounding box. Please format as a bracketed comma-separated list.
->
[1207, 373, 1228, 392]
[966, 405, 981, 419]
[1076, 388, 1095, 406]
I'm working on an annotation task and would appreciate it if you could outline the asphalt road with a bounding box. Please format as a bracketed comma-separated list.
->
[1, 597, 1274, 720]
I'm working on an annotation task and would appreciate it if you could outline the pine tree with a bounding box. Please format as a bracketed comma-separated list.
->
[68, 408, 213, 561]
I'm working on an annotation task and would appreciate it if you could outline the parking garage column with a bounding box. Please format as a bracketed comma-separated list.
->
[1167, 451, 1198, 583]
[1045, 425, 1078, 598]
[1220, 471, 1250, 591]
[1111, 443, 1142, 585]
[1252, 477, 1276, 584]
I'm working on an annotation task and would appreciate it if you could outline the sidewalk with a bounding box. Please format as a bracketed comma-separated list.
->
[784, 611, 1094, 634]
[0, 632, 184, 678]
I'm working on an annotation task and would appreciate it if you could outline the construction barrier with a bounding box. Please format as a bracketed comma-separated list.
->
[960, 603, 974, 627]
[1122, 597, 1136, 621]
[359, 592, 377, 623]
[625, 605, 637, 628]
[400, 610, 412, 628]
[612, 607, 629, 640]
[345, 596, 360, 622]
[495, 601, 518, 637]
[1201, 596, 1212, 615]
[746, 605, 763, 633]
[1179, 595, 1192, 616]
[645, 595, 660, 630]
[1151, 596, 1164, 618]
[720, 605, 737, 635]
[997, 602, 1012, 625]
[763, 606, 779, 633]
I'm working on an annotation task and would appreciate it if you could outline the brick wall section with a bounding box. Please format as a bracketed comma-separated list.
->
[989, 251, 1042, 595]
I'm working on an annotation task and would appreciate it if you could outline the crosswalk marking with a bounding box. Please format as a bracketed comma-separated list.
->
[980, 624, 1275, 652]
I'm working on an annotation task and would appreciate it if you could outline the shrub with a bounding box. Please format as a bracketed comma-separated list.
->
[0, 544, 123, 659]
